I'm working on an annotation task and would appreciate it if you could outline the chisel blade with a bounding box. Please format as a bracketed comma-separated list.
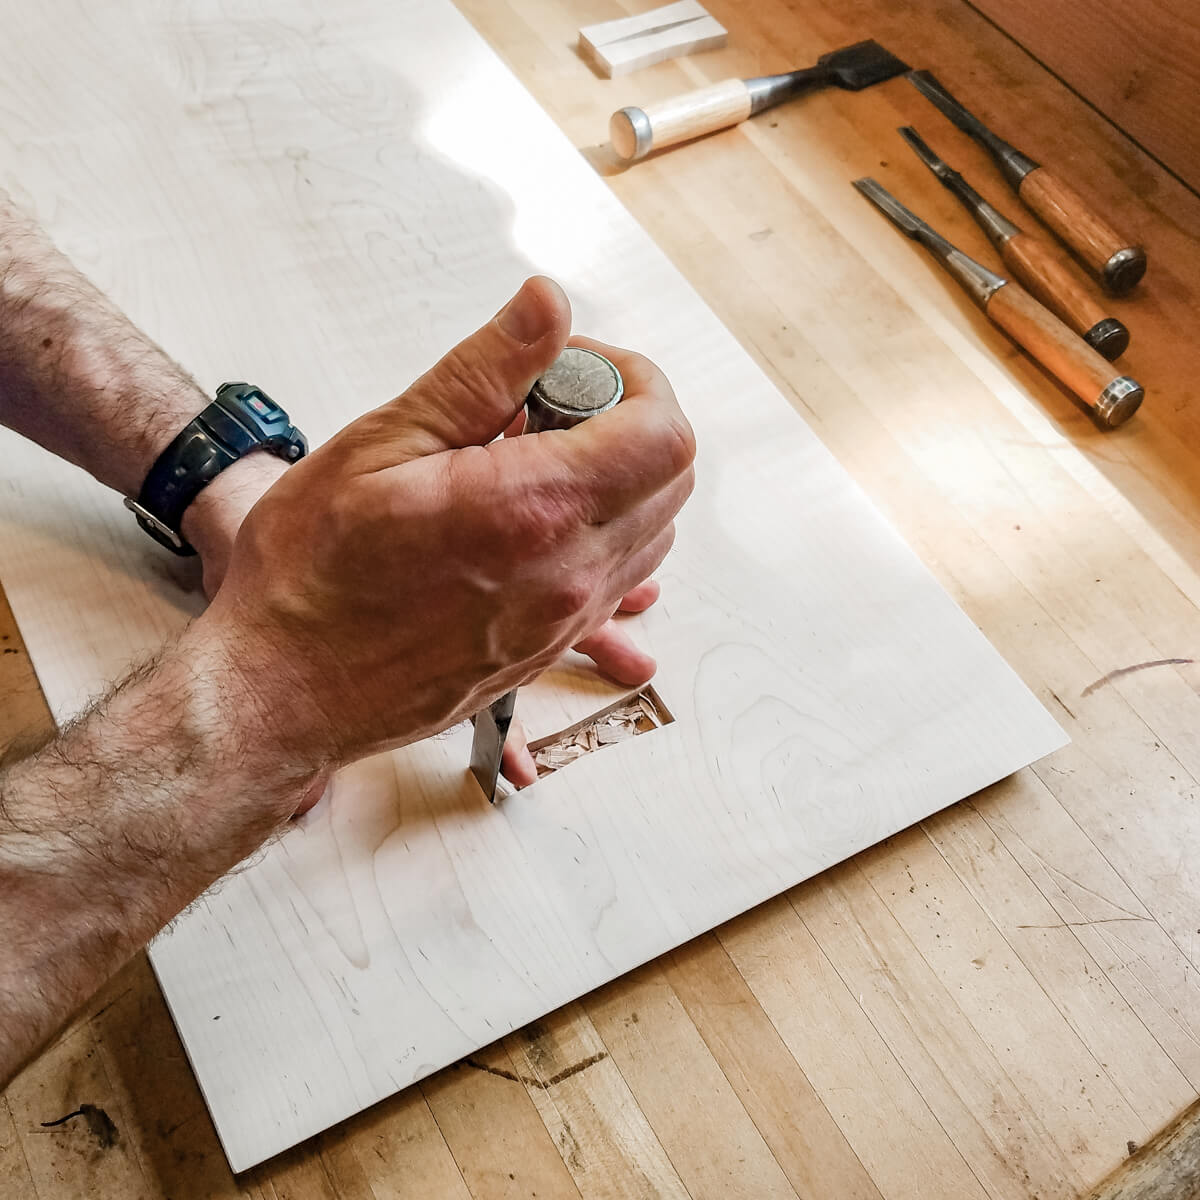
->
[852, 176, 927, 238]
[906, 70, 991, 141]
[470, 689, 516, 804]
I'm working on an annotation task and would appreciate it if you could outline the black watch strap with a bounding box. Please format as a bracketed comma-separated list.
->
[125, 382, 307, 555]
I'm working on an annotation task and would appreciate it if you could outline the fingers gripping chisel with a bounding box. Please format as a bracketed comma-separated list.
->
[469, 346, 625, 803]
[853, 177, 1143, 428]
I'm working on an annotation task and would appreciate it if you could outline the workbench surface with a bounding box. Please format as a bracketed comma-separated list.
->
[3, 1, 1200, 1197]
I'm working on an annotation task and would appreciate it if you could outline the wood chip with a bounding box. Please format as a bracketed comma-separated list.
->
[533, 693, 663, 774]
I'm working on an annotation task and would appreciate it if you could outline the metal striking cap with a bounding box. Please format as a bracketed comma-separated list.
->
[525, 346, 624, 433]
[1093, 376, 1143, 428]
[1084, 317, 1131, 362]
[610, 106, 654, 163]
[1103, 246, 1148, 296]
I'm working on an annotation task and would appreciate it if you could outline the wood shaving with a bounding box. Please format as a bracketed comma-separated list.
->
[533, 692, 665, 775]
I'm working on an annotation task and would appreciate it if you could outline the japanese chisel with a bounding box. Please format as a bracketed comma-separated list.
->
[898, 126, 1130, 360]
[469, 346, 625, 803]
[853, 177, 1143, 428]
[610, 39, 907, 163]
[907, 71, 1146, 295]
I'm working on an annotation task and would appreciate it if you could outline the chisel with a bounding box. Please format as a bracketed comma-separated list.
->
[610, 39, 907, 163]
[907, 71, 1146, 295]
[853, 177, 1143, 428]
[469, 346, 625, 803]
[898, 126, 1130, 360]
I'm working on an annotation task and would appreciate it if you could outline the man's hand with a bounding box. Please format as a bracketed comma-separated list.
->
[181, 346, 669, 789]
[187, 276, 695, 788]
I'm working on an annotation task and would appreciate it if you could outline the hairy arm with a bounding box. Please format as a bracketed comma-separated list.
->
[0, 188, 285, 578]
[0, 276, 693, 1086]
[0, 626, 321, 1085]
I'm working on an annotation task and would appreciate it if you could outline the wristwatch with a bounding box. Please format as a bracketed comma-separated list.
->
[125, 381, 308, 555]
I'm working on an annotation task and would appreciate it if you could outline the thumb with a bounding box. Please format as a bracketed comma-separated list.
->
[342, 277, 572, 470]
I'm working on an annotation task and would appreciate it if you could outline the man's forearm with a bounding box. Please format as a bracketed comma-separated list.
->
[0, 189, 287, 568]
[0, 190, 210, 494]
[0, 627, 320, 1086]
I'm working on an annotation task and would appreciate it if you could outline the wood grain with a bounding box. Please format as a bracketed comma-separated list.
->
[1000, 230, 1128, 356]
[983, 281, 1128, 416]
[6, 0, 1200, 1195]
[970, 0, 1200, 194]
[579, 0, 727, 79]
[1087, 1096, 1200, 1199]
[1017, 167, 1146, 293]
[610, 78, 752, 161]
[0, 0, 1062, 1174]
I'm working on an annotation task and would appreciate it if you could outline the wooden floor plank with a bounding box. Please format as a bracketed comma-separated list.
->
[505, 1004, 691, 1199]
[87, 955, 250, 1200]
[850, 833, 1144, 1187]
[926, 791, 1197, 1119]
[0, 1098, 37, 1200]
[664, 933, 885, 1200]
[719, 896, 993, 1200]
[1087, 1096, 1200, 1200]
[313, 1090, 472, 1200]
[421, 1044, 586, 1200]
[972, 783, 1200, 1089]
[584, 965, 801, 1200]
[4, 1019, 153, 1200]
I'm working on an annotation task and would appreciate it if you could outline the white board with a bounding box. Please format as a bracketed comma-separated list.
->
[579, 1, 728, 78]
[0, 0, 1066, 1172]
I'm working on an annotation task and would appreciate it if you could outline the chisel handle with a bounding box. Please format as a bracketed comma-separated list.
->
[471, 348, 624, 803]
[984, 282, 1142, 427]
[611, 79, 752, 163]
[999, 231, 1129, 360]
[1016, 167, 1146, 295]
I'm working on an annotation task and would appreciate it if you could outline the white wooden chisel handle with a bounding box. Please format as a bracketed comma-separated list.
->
[610, 78, 751, 163]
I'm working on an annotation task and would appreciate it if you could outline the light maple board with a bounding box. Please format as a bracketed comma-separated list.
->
[0, 0, 1065, 1173]
[579, 1, 728, 78]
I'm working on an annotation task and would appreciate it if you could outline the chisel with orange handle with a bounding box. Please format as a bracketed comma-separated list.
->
[898, 126, 1130, 361]
[853, 177, 1143, 428]
[906, 71, 1146, 296]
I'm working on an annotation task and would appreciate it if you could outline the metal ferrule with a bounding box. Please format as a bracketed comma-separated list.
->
[906, 72, 1040, 188]
[746, 67, 826, 115]
[940, 247, 1008, 308]
[854, 177, 1007, 308]
[991, 142, 1040, 189]
[940, 171, 1020, 248]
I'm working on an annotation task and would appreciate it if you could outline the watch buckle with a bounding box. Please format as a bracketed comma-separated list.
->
[123, 497, 185, 550]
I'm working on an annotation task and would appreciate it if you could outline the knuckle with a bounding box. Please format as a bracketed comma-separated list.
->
[502, 484, 576, 556]
[319, 477, 378, 560]
[658, 412, 697, 476]
[435, 344, 503, 414]
[621, 349, 657, 381]
[543, 573, 595, 625]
